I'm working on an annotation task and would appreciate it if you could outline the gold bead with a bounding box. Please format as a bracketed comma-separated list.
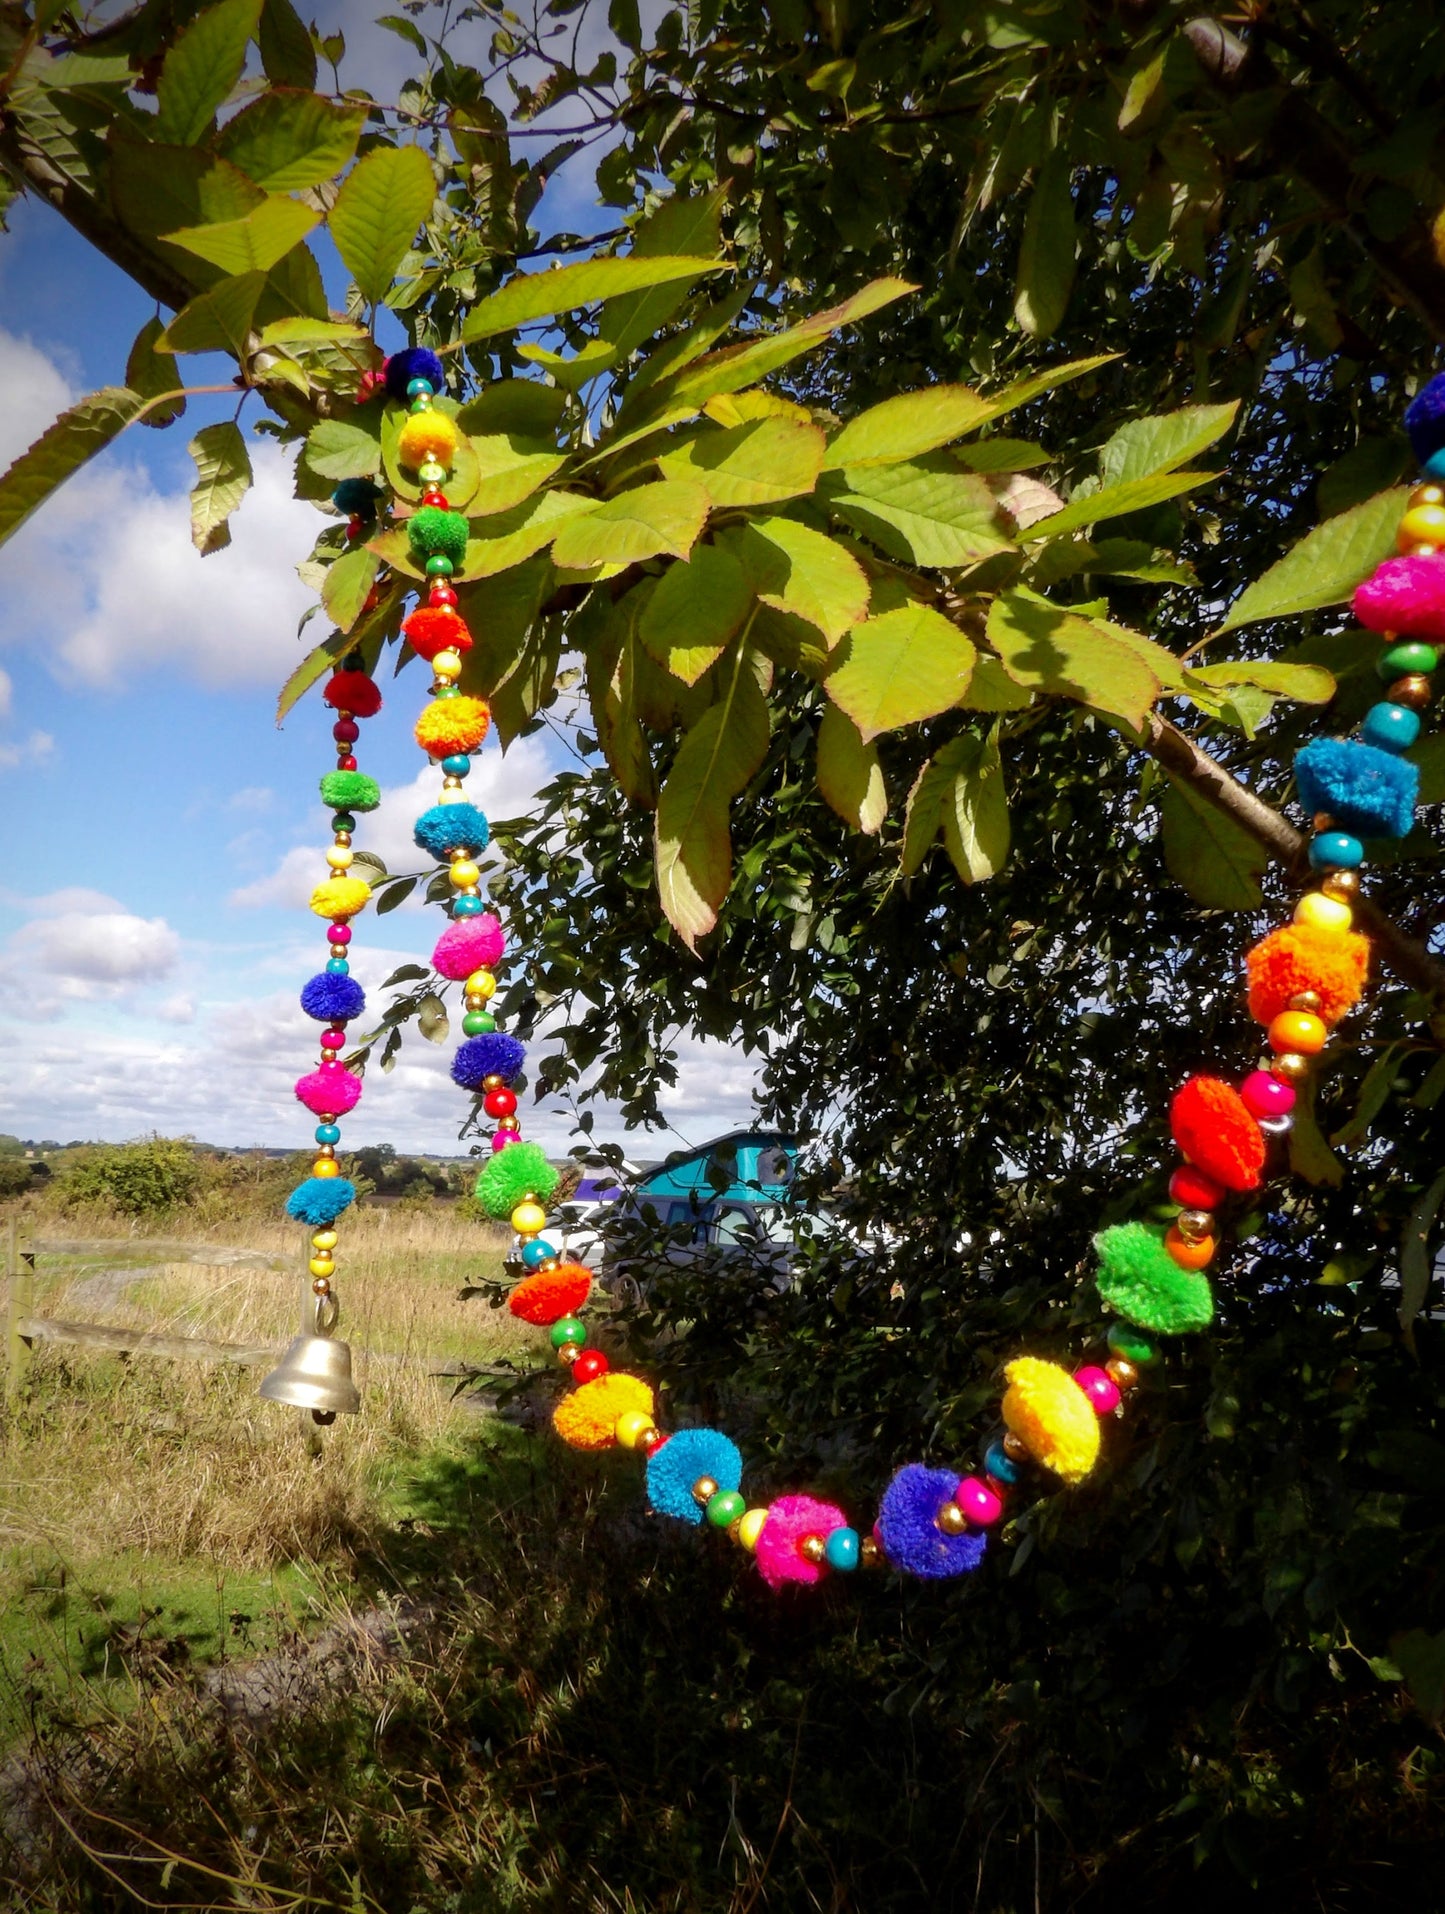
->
[859, 1535, 883, 1569]
[497, 1117, 520, 1134]
[1288, 990, 1322, 1014]
[441, 776, 464, 792]
[692, 1476, 719, 1506]
[1388, 673, 1433, 712]
[557, 1343, 579, 1367]
[311, 1276, 331, 1295]
[1410, 482, 1445, 509]
[483, 1074, 503, 1090]
[799, 1533, 827, 1565]
[1176, 1208, 1214, 1243]
[334, 831, 351, 847]
[1002, 1431, 1030, 1464]
[1106, 1357, 1139, 1391]
[1311, 812, 1334, 834]
[314, 1143, 336, 1159]
[1322, 869, 1360, 901]
[935, 1500, 970, 1536]
[1272, 1052, 1311, 1085]
[538, 1257, 559, 1273]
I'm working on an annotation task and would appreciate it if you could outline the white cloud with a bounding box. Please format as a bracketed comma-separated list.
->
[0, 332, 75, 471]
[7, 907, 180, 988]
[155, 993, 196, 1025]
[0, 666, 10, 718]
[227, 785, 275, 813]
[0, 729, 53, 771]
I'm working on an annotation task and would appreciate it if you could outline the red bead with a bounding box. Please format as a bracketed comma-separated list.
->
[336, 755, 357, 771]
[429, 583, 458, 608]
[421, 490, 448, 508]
[483, 1087, 517, 1119]
[1169, 1164, 1224, 1211]
[571, 1349, 610, 1385]
[320, 1028, 345, 1048]
[346, 515, 363, 541]
[329, 924, 351, 944]
[333, 718, 360, 743]
[362, 588, 381, 612]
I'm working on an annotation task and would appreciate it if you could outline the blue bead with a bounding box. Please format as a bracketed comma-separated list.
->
[984, 1438, 1020, 1486]
[406, 377, 435, 398]
[1309, 831, 1364, 871]
[521, 1237, 558, 1268]
[452, 895, 483, 917]
[315, 1123, 341, 1145]
[325, 957, 351, 974]
[441, 754, 470, 776]
[824, 1527, 860, 1571]
[1360, 701, 1422, 753]
[1426, 449, 1445, 481]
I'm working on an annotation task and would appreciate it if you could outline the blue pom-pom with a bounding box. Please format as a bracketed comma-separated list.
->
[645, 1428, 742, 1526]
[452, 1033, 526, 1090]
[1405, 372, 1445, 465]
[332, 477, 382, 517]
[299, 972, 366, 1023]
[285, 1178, 356, 1227]
[384, 347, 445, 402]
[1295, 737, 1418, 840]
[876, 1465, 988, 1580]
[414, 803, 489, 860]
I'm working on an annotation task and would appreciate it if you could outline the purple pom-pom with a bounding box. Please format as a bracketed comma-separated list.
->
[452, 1032, 525, 1090]
[299, 972, 366, 1023]
[875, 1465, 987, 1581]
[1405, 372, 1445, 465]
[384, 347, 446, 402]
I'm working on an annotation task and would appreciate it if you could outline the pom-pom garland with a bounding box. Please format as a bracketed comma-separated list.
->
[1093, 1223, 1214, 1334]
[414, 803, 489, 860]
[1295, 737, 1418, 840]
[755, 1494, 850, 1587]
[285, 1178, 356, 1226]
[1169, 1076, 1265, 1194]
[433, 915, 504, 978]
[876, 1467, 988, 1580]
[415, 696, 490, 758]
[1001, 1358, 1101, 1484]
[331, 476, 382, 517]
[319, 770, 380, 811]
[453, 1032, 526, 1091]
[324, 670, 382, 718]
[555, 1373, 654, 1451]
[402, 606, 473, 659]
[383, 346, 445, 402]
[1404, 372, 1445, 465]
[295, 1062, 363, 1117]
[406, 506, 469, 566]
[474, 1140, 557, 1217]
[509, 1264, 591, 1325]
[397, 409, 461, 469]
[309, 876, 371, 921]
[1245, 922, 1369, 1027]
[300, 972, 365, 1023]
[646, 1429, 742, 1524]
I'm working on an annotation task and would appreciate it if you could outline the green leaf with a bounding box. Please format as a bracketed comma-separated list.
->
[455, 556, 554, 698]
[417, 992, 449, 1042]
[456, 383, 568, 439]
[941, 726, 1010, 882]
[303, 418, 381, 480]
[1158, 775, 1267, 908]
[1317, 438, 1408, 519]
[586, 189, 729, 369]
[375, 876, 418, 915]
[551, 479, 709, 571]
[259, 0, 316, 87]
[257, 316, 368, 348]
[1390, 1630, 1445, 1724]
[586, 592, 659, 808]
[826, 603, 977, 740]
[724, 519, 870, 644]
[1288, 1081, 1345, 1188]
[1023, 469, 1222, 540]
[969, 355, 1119, 429]
[658, 416, 827, 508]
[1189, 660, 1336, 703]
[166, 194, 320, 275]
[1216, 486, 1412, 634]
[961, 654, 1034, 712]
[468, 436, 566, 518]
[639, 544, 753, 685]
[125, 317, 184, 429]
[655, 647, 770, 946]
[461, 492, 599, 579]
[329, 144, 436, 306]
[162, 270, 268, 355]
[155, 0, 264, 144]
[276, 629, 351, 722]
[187, 420, 252, 555]
[1398, 1167, 1445, 1340]
[0, 386, 146, 550]
[901, 735, 968, 875]
[216, 89, 365, 191]
[622, 285, 753, 410]
[824, 385, 992, 469]
[1410, 731, 1445, 805]
[830, 459, 1012, 568]
[321, 544, 380, 633]
[1100, 403, 1239, 486]
[460, 256, 722, 342]
[816, 703, 887, 833]
[1013, 152, 1077, 340]
[1331, 1045, 1403, 1150]
[987, 594, 1162, 728]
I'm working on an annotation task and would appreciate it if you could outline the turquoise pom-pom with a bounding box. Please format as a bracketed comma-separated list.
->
[406, 507, 469, 566]
[645, 1428, 742, 1526]
[1295, 737, 1418, 840]
[414, 802, 489, 860]
[285, 1178, 356, 1226]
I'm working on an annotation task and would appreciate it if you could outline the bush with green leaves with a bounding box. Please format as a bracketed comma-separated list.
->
[59, 1137, 203, 1217]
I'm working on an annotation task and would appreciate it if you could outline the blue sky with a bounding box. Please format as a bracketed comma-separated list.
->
[0, 4, 757, 1156]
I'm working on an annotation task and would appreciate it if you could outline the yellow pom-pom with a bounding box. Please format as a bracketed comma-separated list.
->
[309, 876, 371, 921]
[1001, 1357, 1100, 1485]
[554, 1373, 655, 1451]
[736, 1508, 769, 1551]
[397, 410, 461, 470]
[615, 1410, 655, 1450]
[1294, 891, 1353, 934]
[511, 1200, 547, 1234]
[415, 696, 490, 758]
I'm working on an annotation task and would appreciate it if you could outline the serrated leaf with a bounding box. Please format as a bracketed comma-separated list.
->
[0, 386, 147, 550]
[1014, 152, 1077, 340]
[257, 317, 367, 348]
[167, 195, 320, 275]
[417, 992, 450, 1042]
[831, 459, 1012, 568]
[658, 415, 827, 507]
[551, 478, 708, 570]
[1190, 660, 1336, 703]
[1100, 403, 1239, 486]
[155, 0, 264, 144]
[276, 629, 351, 722]
[1159, 774, 1267, 907]
[468, 436, 566, 517]
[824, 385, 992, 469]
[218, 89, 365, 189]
[461, 491, 599, 578]
[585, 590, 658, 807]
[1399, 1169, 1445, 1339]
[188, 420, 251, 554]
[961, 654, 1034, 712]
[455, 556, 554, 697]
[460, 255, 721, 342]
[456, 382, 569, 438]
[1216, 487, 1411, 634]
[303, 417, 381, 480]
[1024, 469, 1221, 540]
[901, 738, 966, 875]
[639, 544, 752, 684]
[162, 270, 267, 355]
[330, 144, 436, 306]
[490, 618, 563, 746]
[816, 703, 887, 833]
[125, 317, 184, 429]
[322, 544, 380, 632]
[259, 0, 316, 87]
[987, 594, 1162, 728]
[826, 603, 977, 740]
[941, 726, 1009, 882]
[724, 519, 869, 644]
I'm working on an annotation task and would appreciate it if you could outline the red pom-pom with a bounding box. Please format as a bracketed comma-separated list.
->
[324, 670, 382, 718]
[403, 606, 473, 661]
[508, 1263, 592, 1326]
[1170, 1076, 1265, 1194]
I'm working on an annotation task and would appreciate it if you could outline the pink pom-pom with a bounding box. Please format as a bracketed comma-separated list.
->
[1240, 1069, 1296, 1120]
[1353, 555, 1445, 639]
[754, 1493, 849, 1589]
[295, 1063, 362, 1116]
[432, 915, 504, 980]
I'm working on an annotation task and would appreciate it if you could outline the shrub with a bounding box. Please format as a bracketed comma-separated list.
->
[60, 1136, 202, 1216]
[0, 1157, 33, 1198]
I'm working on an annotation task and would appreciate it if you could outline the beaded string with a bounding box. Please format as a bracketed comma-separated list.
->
[273, 356, 1436, 1588]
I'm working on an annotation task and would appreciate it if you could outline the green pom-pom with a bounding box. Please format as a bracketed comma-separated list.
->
[1093, 1222, 1213, 1335]
[407, 506, 469, 566]
[319, 770, 381, 812]
[475, 1142, 560, 1220]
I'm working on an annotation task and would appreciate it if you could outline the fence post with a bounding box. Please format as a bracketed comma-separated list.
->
[6, 1214, 33, 1401]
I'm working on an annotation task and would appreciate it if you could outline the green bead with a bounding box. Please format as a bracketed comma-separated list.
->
[706, 1489, 746, 1529]
[549, 1317, 587, 1350]
[409, 394, 433, 414]
[331, 811, 355, 832]
[433, 685, 460, 700]
[1378, 641, 1438, 680]
[425, 554, 454, 577]
[1107, 1322, 1159, 1367]
[462, 1011, 495, 1035]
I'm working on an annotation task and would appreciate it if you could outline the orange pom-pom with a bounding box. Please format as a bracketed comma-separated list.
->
[1246, 923, 1369, 1028]
[402, 606, 473, 660]
[553, 1373, 654, 1452]
[1170, 1076, 1265, 1194]
[415, 695, 490, 758]
[324, 669, 382, 717]
[508, 1264, 592, 1326]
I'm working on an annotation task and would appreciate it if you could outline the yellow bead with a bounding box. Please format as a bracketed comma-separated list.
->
[1294, 890, 1352, 933]
[308, 1255, 334, 1278]
[736, 1508, 769, 1551]
[1396, 503, 1445, 551]
[433, 650, 462, 677]
[615, 1411, 656, 1450]
[1269, 1010, 1327, 1055]
[450, 859, 480, 888]
[511, 1200, 547, 1234]
[312, 1158, 340, 1179]
[438, 784, 465, 803]
[465, 969, 496, 999]
[325, 845, 354, 870]
[311, 1229, 338, 1252]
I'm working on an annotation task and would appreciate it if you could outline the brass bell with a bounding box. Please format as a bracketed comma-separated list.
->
[259, 1290, 360, 1422]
